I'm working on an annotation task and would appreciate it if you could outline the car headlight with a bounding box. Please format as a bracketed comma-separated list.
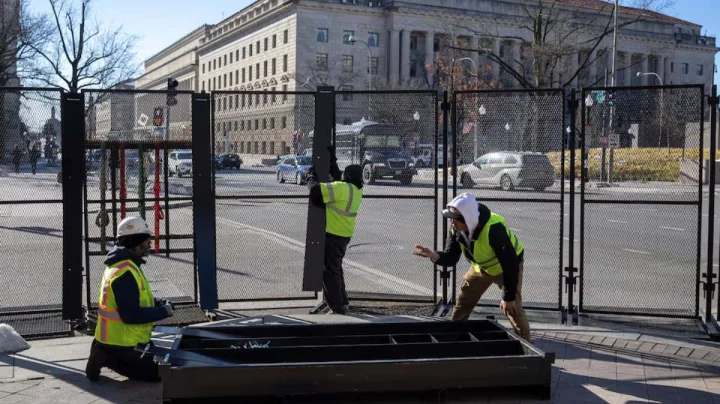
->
[374, 162, 386, 167]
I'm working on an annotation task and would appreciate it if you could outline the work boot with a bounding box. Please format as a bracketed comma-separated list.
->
[85, 341, 107, 382]
[309, 301, 328, 314]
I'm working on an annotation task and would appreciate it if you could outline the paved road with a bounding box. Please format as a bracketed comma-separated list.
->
[1, 164, 719, 318]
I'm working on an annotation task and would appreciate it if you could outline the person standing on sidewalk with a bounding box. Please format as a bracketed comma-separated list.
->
[413, 193, 531, 341]
[86, 216, 175, 382]
[12, 145, 22, 173]
[305, 148, 364, 315]
[29, 144, 40, 175]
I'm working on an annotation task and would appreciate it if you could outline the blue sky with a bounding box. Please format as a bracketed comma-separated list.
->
[28, 0, 720, 84]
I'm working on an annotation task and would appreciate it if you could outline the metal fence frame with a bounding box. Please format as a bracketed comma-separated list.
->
[450, 89, 567, 313]
[578, 84, 705, 320]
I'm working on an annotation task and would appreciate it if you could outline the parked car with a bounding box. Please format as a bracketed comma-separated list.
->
[215, 153, 242, 170]
[276, 155, 313, 185]
[168, 150, 193, 177]
[276, 154, 291, 165]
[460, 151, 555, 192]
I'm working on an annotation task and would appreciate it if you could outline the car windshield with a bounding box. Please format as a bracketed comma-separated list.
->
[364, 135, 402, 148]
[177, 153, 192, 160]
[296, 157, 312, 165]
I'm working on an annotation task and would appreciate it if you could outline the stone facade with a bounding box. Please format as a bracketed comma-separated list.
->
[135, 0, 718, 156]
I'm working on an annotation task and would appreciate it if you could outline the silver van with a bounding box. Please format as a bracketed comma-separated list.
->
[460, 151, 555, 192]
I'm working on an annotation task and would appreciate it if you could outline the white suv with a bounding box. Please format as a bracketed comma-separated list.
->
[168, 150, 193, 177]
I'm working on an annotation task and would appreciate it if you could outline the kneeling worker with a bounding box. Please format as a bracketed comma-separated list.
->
[306, 149, 364, 314]
[413, 193, 530, 341]
[86, 216, 175, 382]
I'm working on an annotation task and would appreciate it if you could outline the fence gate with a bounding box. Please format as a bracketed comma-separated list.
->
[579, 85, 705, 319]
[82, 89, 199, 313]
[334, 90, 439, 304]
[452, 89, 566, 313]
[0, 88, 75, 337]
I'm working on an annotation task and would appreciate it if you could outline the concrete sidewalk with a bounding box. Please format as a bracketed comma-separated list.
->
[2, 315, 720, 403]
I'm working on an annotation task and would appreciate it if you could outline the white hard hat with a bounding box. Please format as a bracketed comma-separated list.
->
[117, 216, 152, 237]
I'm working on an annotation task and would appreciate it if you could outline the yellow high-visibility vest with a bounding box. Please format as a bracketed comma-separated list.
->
[320, 181, 363, 237]
[454, 213, 524, 276]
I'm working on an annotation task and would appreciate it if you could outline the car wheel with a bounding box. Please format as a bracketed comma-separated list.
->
[500, 174, 514, 191]
[362, 165, 375, 185]
[461, 173, 474, 189]
[295, 172, 302, 185]
[277, 171, 285, 183]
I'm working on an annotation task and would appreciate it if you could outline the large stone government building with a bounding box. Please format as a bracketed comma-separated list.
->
[135, 0, 717, 156]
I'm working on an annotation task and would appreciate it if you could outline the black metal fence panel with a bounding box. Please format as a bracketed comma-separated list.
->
[452, 90, 565, 311]
[212, 91, 316, 301]
[82, 90, 197, 308]
[0, 88, 65, 315]
[334, 91, 439, 302]
[580, 85, 704, 318]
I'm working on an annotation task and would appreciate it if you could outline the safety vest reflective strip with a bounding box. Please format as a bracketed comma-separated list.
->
[327, 183, 357, 217]
[97, 261, 143, 344]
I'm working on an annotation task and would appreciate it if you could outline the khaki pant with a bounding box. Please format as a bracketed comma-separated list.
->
[451, 263, 531, 341]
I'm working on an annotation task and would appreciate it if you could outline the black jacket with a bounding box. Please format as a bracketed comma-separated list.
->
[306, 162, 343, 208]
[434, 204, 523, 302]
[104, 247, 169, 325]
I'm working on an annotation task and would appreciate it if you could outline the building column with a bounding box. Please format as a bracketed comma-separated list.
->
[658, 56, 666, 85]
[425, 31, 435, 86]
[624, 53, 632, 87]
[588, 51, 597, 86]
[570, 52, 579, 88]
[491, 38, 500, 80]
[641, 55, 649, 85]
[400, 29, 412, 83]
[469, 36, 479, 72]
[389, 30, 400, 85]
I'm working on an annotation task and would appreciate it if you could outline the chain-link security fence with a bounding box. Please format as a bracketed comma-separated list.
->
[580, 85, 704, 317]
[333, 91, 439, 302]
[452, 90, 566, 311]
[212, 91, 316, 301]
[83, 90, 197, 309]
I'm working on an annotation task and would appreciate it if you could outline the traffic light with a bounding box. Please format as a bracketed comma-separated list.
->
[167, 77, 179, 106]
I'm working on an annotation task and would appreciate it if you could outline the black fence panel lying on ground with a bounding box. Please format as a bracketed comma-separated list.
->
[579, 85, 705, 319]
[452, 89, 566, 312]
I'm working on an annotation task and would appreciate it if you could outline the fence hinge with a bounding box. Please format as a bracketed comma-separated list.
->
[701, 272, 718, 299]
[441, 100, 451, 112]
[439, 269, 451, 280]
[562, 266, 579, 293]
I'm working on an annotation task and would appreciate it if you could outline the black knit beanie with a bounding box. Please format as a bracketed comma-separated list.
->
[118, 233, 151, 249]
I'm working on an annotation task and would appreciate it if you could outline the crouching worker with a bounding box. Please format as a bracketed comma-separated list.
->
[306, 148, 364, 314]
[413, 193, 531, 341]
[86, 216, 175, 382]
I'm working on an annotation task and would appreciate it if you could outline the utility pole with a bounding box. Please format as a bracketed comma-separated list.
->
[608, 0, 619, 184]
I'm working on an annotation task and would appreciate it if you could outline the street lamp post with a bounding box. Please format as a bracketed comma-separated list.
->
[349, 36, 373, 91]
[476, 105, 487, 159]
[413, 111, 420, 157]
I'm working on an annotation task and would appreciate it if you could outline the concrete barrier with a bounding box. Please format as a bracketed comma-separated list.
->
[679, 159, 720, 185]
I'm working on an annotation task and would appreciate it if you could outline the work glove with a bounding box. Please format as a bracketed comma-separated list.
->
[162, 302, 175, 317]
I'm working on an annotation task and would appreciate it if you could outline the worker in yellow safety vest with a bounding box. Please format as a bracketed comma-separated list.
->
[413, 193, 531, 341]
[85, 216, 174, 382]
[306, 148, 364, 314]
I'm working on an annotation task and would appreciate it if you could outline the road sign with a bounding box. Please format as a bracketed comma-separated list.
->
[608, 133, 620, 148]
[138, 113, 149, 127]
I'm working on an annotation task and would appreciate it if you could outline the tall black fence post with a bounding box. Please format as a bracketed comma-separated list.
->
[192, 92, 218, 311]
[564, 89, 579, 325]
[705, 85, 718, 335]
[441, 91, 450, 304]
[61, 92, 85, 320]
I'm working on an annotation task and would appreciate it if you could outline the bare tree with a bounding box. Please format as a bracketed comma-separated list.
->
[28, 0, 140, 93]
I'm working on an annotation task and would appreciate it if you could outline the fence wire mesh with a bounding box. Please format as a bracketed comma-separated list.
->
[83, 90, 196, 308]
[0, 89, 64, 313]
[580, 86, 704, 317]
[452, 90, 565, 310]
[212, 91, 316, 301]
[334, 91, 438, 302]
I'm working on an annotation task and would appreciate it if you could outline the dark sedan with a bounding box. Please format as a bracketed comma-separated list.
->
[215, 153, 242, 170]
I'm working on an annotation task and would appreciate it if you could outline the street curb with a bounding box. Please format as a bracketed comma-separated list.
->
[535, 331, 720, 368]
[86, 201, 193, 215]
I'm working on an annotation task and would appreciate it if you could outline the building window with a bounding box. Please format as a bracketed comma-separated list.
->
[342, 55, 354, 73]
[213, 59, 216, 69]
[254, 141, 258, 153]
[241, 94, 246, 108]
[369, 57, 379, 74]
[264, 38, 268, 51]
[224, 55, 227, 66]
[249, 45, 253, 57]
[282, 84, 288, 101]
[410, 36, 418, 51]
[236, 70, 239, 85]
[272, 34, 277, 48]
[256, 63, 260, 79]
[224, 74, 227, 88]
[697, 64, 704, 76]
[681, 63, 689, 75]
[241, 121, 245, 130]
[243, 47, 246, 59]
[256, 41, 260, 54]
[229, 96, 233, 109]
[242, 68, 246, 83]
[264, 61, 268, 77]
[256, 94, 260, 104]
[255, 119, 259, 130]
[316, 53, 328, 70]
[262, 141, 267, 154]
[271, 117, 275, 129]
[671, 62, 674, 73]
[249, 66, 252, 80]
[271, 87, 276, 102]
[247, 121, 251, 131]
[213, 77, 216, 89]
[223, 98, 227, 110]
[284, 29, 288, 44]
[235, 94, 239, 109]
[202, 63, 205, 74]
[281, 141, 286, 154]
[368, 32, 379, 47]
[282, 117, 287, 129]
[229, 73, 233, 87]
[230, 52, 233, 63]
[317, 28, 329, 43]
[201, 81, 205, 91]
[272, 58, 276, 75]
[263, 93, 268, 104]
[236, 50, 239, 61]
[263, 119, 267, 129]
[234, 121, 238, 131]
[343, 30, 354, 44]
[248, 94, 252, 106]
[283, 54, 288, 72]
[342, 86, 353, 101]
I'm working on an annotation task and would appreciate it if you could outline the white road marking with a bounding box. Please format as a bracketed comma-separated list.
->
[703, 214, 717, 218]
[509, 228, 522, 233]
[608, 219, 628, 224]
[660, 226, 685, 232]
[623, 249, 651, 255]
[563, 237, 579, 242]
[199, 212, 434, 296]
